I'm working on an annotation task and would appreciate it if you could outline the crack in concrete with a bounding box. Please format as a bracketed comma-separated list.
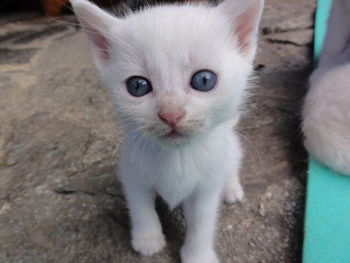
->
[265, 39, 306, 47]
[261, 26, 313, 36]
[53, 189, 97, 196]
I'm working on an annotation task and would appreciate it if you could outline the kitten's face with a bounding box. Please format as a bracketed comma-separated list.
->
[72, 0, 263, 146]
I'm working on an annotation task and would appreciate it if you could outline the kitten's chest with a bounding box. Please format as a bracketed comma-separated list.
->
[143, 144, 227, 208]
[122, 133, 231, 208]
[153, 155, 203, 209]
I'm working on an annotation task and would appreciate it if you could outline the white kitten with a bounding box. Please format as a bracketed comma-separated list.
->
[71, 0, 263, 262]
[302, 0, 350, 175]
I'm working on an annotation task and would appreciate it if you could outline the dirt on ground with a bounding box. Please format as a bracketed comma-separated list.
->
[0, 1, 315, 262]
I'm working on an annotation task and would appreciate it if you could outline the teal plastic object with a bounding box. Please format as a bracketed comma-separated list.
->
[303, 0, 350, 262]
[303, 160, 350, 263]
[312, 0, 332, 66]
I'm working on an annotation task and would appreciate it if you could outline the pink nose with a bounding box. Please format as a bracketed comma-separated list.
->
[158, 111, 185, 127]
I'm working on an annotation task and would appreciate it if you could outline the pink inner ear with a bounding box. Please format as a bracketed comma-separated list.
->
[88, 25, 110, 62]
[235, 5, 258, 54]
[93, 32, 110, 61]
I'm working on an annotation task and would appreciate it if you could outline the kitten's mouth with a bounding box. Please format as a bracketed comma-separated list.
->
[162, 130, 185, 139]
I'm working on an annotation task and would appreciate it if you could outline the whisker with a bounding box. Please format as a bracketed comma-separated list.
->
[235, 130, 265, 174]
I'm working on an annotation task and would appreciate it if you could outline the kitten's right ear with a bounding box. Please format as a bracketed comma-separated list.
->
[71, 0, 119, 66]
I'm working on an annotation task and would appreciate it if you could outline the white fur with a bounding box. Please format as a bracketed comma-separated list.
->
[71, 0, 263, 261]
[302, 0, 350, 174]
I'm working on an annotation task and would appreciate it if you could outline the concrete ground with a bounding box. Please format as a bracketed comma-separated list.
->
[0, 1, 315, 262]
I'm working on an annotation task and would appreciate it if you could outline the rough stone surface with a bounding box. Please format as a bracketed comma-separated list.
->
[0, 1, 315, 262]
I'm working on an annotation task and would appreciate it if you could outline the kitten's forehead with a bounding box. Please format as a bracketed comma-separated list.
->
[114, 5, 231, 76]
[124, 4, 225, 42]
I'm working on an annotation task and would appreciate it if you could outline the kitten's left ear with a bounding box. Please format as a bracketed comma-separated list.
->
[218, 0, 264, 62]
[71, 0, 120, 68]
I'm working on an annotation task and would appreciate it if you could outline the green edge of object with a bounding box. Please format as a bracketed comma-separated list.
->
[303, 0, 350, 263]
[312, 0, 332, 66]
[304, 160, 350, 263]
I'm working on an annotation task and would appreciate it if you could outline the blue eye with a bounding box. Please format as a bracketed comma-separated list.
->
[126, 76, 152, 97]
[190, 70, 217, 92]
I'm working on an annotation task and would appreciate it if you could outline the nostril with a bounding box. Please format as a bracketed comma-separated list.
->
[158, 111, 185, 127]
[158, 113, 168, 123]
[175, 112, 185, 122]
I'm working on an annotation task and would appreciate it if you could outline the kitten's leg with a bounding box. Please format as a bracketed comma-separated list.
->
[181, 188, 222, 263]
[223, 134, 244, 203]
[223, 171, 244, 203]
[122, 180, 165, 256]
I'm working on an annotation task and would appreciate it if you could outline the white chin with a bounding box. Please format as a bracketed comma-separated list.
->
[158, 133, 190, 147]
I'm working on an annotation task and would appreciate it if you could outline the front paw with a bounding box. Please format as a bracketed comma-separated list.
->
[180, 247, 219, 263]
[131, 232, 166, 256]
[223, 181, 244, 204]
